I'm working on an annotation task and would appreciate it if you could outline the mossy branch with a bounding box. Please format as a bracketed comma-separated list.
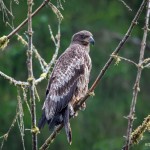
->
[0, 36, 9, 50]
[123, 0, 150, 149]
[131, 115, 150, 144]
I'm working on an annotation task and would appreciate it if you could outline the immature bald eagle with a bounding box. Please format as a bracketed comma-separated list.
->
[38, 30, 94, 144]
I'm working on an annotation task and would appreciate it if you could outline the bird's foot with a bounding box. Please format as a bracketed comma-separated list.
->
[79, 102, 86, 111]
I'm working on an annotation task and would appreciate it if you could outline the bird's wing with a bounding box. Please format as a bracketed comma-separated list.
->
[43, 47, 85, 120]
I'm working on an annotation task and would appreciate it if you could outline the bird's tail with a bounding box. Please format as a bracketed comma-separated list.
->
[38, 111, 47, 130]
[38, 108, 72, 144]
[62, 106, 72, 145]
[38, 110, 63, 130]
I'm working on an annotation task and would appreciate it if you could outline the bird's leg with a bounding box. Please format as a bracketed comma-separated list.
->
[75, 96, 86, 110]
[80, 102, 86, 110]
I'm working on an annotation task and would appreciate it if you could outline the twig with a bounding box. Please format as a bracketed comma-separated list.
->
[47, 2, 63, 22]
[0, 0, 14, 22]
[39, 1, 146, 149]
[142, 58, 150, 68]
[111, 54, 138, 67]
[0, 70, 28, 86]
[0, 0, 50, 50]
[7, 0, 50, 39]
[27, 0, 38, 150]
[0, 12, 61, 90]
[0, 112, 19, 149]
[21, 86, 32, 115]
[123, 1, 150, 150]
[16, 87, 25, 150]
[35, 21, 61, 85]
[119, 0, 132, 11]
[17, 34, 48, 72]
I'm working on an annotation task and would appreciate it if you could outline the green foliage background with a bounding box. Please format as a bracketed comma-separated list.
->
[0, 0, 150, 150]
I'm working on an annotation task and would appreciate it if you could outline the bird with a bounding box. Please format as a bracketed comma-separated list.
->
[38, 30, 95, 144]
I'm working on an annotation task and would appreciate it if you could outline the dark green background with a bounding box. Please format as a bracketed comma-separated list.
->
[0, 0, 150, 150]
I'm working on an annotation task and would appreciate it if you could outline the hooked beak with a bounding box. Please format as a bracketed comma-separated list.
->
[89, 36, 95, 45]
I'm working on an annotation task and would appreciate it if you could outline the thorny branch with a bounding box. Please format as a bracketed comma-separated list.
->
[39, 0, 147, 149]
[123, 0, 150, 150]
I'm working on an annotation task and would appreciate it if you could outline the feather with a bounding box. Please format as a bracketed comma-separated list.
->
[62, 105, 72, 144]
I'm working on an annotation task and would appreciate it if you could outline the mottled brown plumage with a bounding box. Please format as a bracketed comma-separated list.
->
[38, 30, 94, 144]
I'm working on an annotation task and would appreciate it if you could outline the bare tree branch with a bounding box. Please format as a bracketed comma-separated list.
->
[119, 0, 132, 11]
[0, 70, 28, 86]
[7, 0, 50, 40]
[123, 1, 150, 150]
[17, 34, 48, 72]
[34, 22, 61, 85]
[0, 111, 19, 149]
[111, 54, 138, 67]
[27, 0, 38, 149]
[39, 1, 147, 149]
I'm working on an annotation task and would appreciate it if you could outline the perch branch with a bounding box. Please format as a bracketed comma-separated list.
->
[27, 0, 38, 149]
[39, 1, 146, 149]
[39, 125, 63, 150]
[123, 1, 150, 150]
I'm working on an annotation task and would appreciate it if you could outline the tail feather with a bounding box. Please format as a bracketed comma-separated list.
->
[38, 110, 63, 130]
[64, 122, 72, 145]
[62, 106, 72, 144]
[38, 107, 72, 144]
[48, 114, 63, 130]
[38, 111, 47, 130]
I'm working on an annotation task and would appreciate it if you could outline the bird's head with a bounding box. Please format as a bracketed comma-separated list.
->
[71, 30, 95, 46]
